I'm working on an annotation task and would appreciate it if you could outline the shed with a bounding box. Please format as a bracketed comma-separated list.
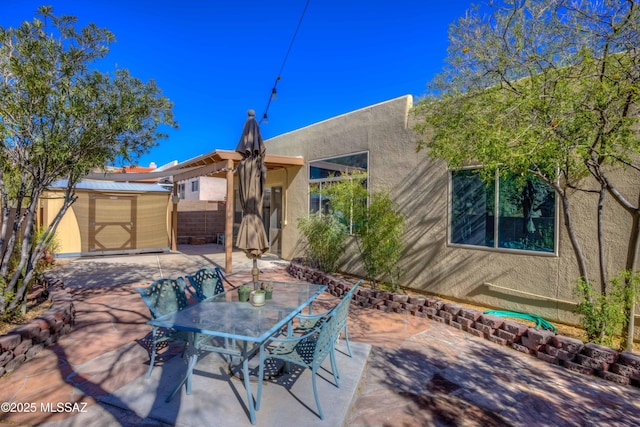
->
[42, 180, 171, 256]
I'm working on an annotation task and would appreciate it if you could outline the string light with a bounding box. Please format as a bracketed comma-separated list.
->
[259, 0, 311, 124]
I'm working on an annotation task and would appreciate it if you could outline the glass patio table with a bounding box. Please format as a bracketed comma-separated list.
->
[147, 280, 327, 424]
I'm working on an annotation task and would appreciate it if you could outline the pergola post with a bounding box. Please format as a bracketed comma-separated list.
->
[171, 181, 178, 251]
[225, 158, 234, 273]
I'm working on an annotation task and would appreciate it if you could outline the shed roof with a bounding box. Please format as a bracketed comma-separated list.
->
[49, 180, 171, 193]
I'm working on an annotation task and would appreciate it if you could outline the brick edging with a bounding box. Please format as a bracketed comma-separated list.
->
[0, 278, 75, 376]
[287, 259, 640, 388]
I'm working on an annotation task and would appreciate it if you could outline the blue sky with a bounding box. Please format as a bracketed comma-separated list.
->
[4, 0, 473, 168]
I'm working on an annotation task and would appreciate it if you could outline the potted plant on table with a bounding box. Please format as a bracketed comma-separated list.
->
[238, 285, 252, 302]
[261, 281, 273, 300]
[251, 289, 266, 306]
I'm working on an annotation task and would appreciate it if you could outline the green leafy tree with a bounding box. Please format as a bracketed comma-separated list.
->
[0, 7, 177, 315]
[314, 170, 368, 235]
[314, 172, 405, 289]
[413, 0, 639, 349]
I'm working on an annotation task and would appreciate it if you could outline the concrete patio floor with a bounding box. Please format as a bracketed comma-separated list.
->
[2, 244, 640, 426]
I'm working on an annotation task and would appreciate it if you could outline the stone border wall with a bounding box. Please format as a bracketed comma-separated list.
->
[287, 260, 640, 388]
[0, 278, 75, 376]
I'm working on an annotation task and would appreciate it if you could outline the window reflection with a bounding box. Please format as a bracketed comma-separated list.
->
[451, 169, 555, 253]
[310, 152, 367, 180]
[309, 152, 368, 234]
[451, 170, 493, 248]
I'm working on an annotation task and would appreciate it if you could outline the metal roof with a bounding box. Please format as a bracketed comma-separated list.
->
[48, 180, 171, 193]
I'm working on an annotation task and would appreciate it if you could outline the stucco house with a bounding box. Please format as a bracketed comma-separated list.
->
[177, 176, 226, 202]
[174, 176, 227, 245]
[251, 94, 638, 331]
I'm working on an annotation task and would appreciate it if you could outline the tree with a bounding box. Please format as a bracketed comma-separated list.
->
[314, 172, 405, 289]
[412, 0, 640, 349]
[0, 7, 177, 315]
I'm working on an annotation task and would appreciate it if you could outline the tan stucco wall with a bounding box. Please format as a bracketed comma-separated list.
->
[266, 95, 416, 263]
[264, 94, 640, 332]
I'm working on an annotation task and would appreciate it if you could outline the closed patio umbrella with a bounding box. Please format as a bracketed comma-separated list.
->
[235, 109, 269, 286]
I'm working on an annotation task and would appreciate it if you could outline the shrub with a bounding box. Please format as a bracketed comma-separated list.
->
[574, 270, 640, 349]
[358, 191, 405, 291]
[297, 212, 348, 274]
[307, 171, 406, 289]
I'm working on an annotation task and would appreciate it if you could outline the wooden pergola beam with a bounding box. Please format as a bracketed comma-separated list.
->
[166, 149, 304, 273]
[225, 158, 234, 273]
[173, 161, 229, 182]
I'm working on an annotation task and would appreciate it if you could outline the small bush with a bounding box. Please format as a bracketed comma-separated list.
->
[297, 212, 348, 274]
[358, 191, 404, 291]
[574, 270, 639, 348]
[307, 172, 406, 289]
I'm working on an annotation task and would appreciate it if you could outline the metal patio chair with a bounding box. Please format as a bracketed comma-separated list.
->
[260, 310, 340, 420]
[185, 268, 225, 302]
[297, 279, 362, 358]
[185, 267, 239, 356]
[136, 277, 190, 378]
[211, 266, 239, 290]
[290, 279, 362, 387]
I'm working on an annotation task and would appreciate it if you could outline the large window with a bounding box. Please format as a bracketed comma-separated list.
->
[450, 169, 556, 253]
[309, 152, 368, 233]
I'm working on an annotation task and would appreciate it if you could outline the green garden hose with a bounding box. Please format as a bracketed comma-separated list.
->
[483, 310, 557, 333]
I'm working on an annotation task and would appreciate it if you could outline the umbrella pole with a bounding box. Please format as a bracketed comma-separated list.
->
[252, 258, 259, 289]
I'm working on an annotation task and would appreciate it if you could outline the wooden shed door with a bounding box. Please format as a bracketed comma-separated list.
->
[89, 195, 137, 252]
